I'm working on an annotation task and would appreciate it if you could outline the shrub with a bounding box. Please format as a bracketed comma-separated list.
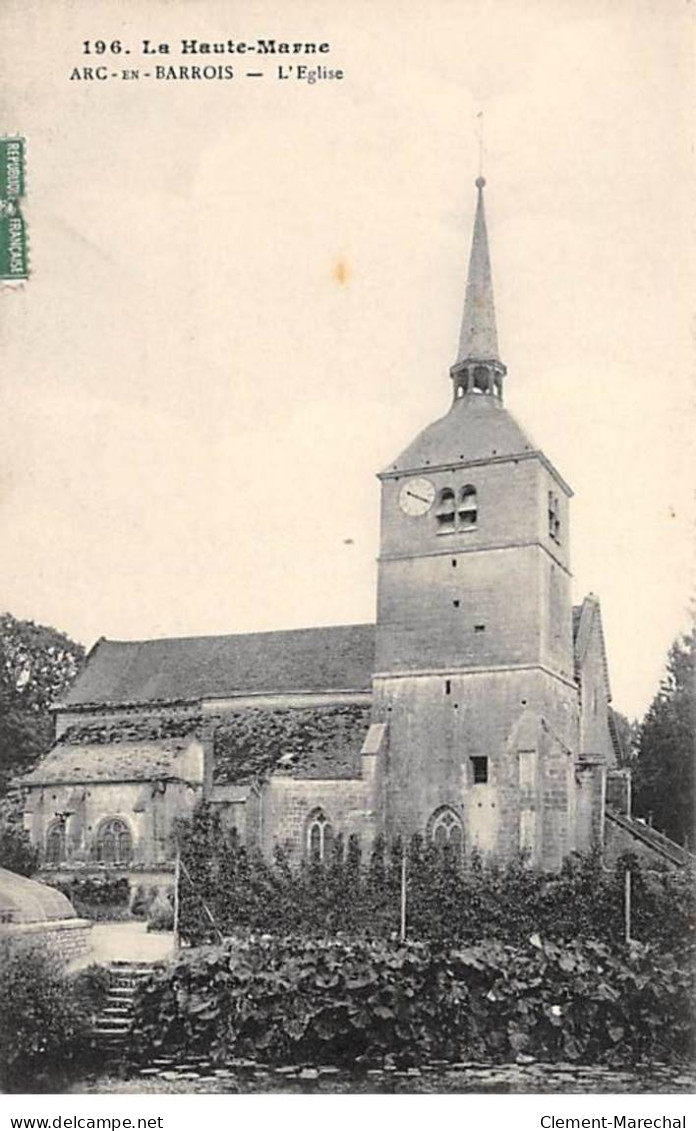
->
[70, 964, 111, 1022]
[147, 887, 174, 933]
[0, 814, 39, 877]
[130, 933, 695, 1070]
[44, 873, 132, 922]
[175, 805, 695, 951]
[130, 884, 152, 919]
[0, 941, 97, 1091]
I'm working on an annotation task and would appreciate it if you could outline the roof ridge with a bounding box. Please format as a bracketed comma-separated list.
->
[98, 621, 375, 648]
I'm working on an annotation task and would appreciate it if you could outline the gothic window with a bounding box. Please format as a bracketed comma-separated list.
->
[306, 809, 334, 862]
[96, 818, 133, 866]
[548, 491, 561, 543]
[436, 488, 456, 533]
[458, 485, 477, 527]
[45, 821, 66, 865]
[428, 806, 463, 851]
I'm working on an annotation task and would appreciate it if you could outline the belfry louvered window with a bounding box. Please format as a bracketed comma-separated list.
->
[436, 485, 477, 533]
[458, 485, 477, 527]
[436, 488, 456, 533]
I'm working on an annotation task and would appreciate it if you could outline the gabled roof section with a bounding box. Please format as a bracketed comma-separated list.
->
[572, 595, 612, 701]
[20, 740, 200, 786]
[61, 623, 375, 708]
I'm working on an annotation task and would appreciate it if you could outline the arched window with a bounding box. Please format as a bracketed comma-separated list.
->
[428, 806, 464, 852]
[306, 809, 334, 862]
[436, 488, 456, 533]
[458, 485, 477, 528]
[96, 818, 133, 865]
[45, 821, 66, 865]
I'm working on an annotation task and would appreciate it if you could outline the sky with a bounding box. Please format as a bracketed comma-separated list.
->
[0, 0, 693, 720]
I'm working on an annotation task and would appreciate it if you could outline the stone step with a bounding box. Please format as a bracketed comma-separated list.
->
[90, 961, 158, 1059]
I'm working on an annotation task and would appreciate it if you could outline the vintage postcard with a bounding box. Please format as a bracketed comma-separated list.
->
[0, 0, 693, 1118]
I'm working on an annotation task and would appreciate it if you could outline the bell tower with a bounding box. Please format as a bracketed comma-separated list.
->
[373, 179, 580, 869]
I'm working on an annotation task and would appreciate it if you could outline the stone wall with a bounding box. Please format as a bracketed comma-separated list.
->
[0, 917, 92, 963]
[26, 775, 202, 869]
[371, 667, 580, 868]
[259, 773, 375, 860]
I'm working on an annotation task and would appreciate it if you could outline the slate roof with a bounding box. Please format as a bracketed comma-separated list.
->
[58, 603, 598, 717]
[20, 740, 197, 785]
[385, 395, 538, 475]
[62, 623, 375, 708]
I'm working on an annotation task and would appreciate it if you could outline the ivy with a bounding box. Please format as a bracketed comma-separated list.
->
[130, 933, 695, 1070]
[213, 704, 371, 783]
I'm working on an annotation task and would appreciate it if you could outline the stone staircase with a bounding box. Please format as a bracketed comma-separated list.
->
[92, 960, 157, 1054]
[606, 807, 696, 869]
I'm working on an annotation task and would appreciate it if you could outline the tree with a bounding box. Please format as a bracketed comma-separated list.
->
[632, 631, 695, 847]
[0, 798, 38, 875]
[0, 614, 84, 796]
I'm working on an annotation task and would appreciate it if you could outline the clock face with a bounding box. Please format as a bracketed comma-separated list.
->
[398, 477, 436, 516]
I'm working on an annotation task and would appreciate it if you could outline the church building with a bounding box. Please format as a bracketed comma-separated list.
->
[21, 179, 632, 885]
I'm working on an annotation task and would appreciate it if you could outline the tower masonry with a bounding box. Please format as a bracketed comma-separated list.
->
[373, 178, 585, 869]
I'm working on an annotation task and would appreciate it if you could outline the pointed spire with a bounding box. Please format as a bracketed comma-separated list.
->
[457, 177, 499, 363]
[451, 177, 506, 402]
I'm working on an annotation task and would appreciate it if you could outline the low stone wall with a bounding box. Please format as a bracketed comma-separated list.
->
[0, 917, 93, 962]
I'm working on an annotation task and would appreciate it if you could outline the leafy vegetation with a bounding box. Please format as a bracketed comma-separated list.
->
[0, 797, 39, 875]
[176, 804, 695, 950]
[0, 613, 84, 797]
[632, 632, 695, 848]
[147, 886, 175, 932]
[213, 704, 371, 782]
[44, 873, 132, 921]
[131, 933, 695, 1070]
[0, 942, 106, 1092]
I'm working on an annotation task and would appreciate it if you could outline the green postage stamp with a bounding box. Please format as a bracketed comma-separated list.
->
[0, 138, 28, 280]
